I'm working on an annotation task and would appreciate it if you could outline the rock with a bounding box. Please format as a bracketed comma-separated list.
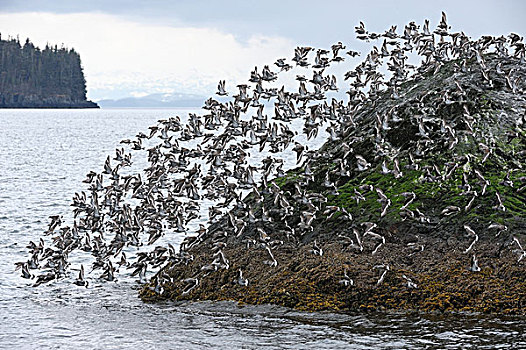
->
[141, 53, 526, 315]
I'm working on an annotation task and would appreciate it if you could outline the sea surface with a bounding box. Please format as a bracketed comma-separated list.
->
[0, 108, 524, 349]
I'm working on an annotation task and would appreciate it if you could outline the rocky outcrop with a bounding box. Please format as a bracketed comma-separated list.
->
[141, 54, 526, 315]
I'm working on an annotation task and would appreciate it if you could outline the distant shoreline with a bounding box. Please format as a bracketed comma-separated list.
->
[0, 100, 99, 109]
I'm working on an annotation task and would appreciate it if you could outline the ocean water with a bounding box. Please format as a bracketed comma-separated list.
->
[0, 108, 524, 349]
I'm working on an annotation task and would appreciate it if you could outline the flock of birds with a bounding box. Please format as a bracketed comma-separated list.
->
[18, 13, 526, 292]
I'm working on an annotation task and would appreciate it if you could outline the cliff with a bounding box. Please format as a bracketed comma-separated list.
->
[0, 35, 98, 108]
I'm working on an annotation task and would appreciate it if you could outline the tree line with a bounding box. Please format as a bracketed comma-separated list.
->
[0, 34, 95, 107]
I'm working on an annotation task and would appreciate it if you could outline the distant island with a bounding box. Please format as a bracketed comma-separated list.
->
[0, 34, 98, 108]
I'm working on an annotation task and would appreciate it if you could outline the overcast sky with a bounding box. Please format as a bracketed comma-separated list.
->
[0, 0, 524, 100]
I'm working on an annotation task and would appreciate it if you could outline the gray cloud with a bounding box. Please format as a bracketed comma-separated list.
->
[1, 0, 524, 99]
[1, 0, 525, 46]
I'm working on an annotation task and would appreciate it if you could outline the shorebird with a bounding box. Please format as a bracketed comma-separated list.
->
[512, 237, 526, 262]
[355, 154, 371, 171]
[18, 263, 33, 279]
[441, 205, 461, 216]
[34, 272, 55, 287]
[74, 264, 88, 287]
[355, 21, 367, 35]
[275, 58, 292, 71]
[374, 264, 390, 286]
[494, 191, 506, 212]
[488, 222, 508, 236]
[402, 274, 418, 289]
[464, 225, 479, 254]
[236, 269, 249, 286]
[310, 240, 323, 256]
[338, 269, 354, 287]
[263, 245, 278, 267]
[181, 278, 199, 295]
[400, 192, 416, 211]
[469, 255, 481, 272]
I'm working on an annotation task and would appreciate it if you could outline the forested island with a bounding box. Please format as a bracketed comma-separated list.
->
[0, 34, 98, 108]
